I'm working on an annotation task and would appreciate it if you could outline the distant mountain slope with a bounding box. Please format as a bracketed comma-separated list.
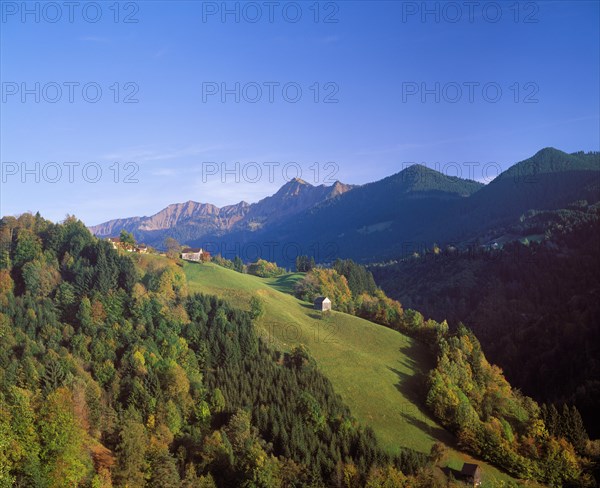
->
[239, 178, 353, 231]
[91, 148, 600, 265]
[218, 149, 599, 264]
[212, 164, 484, 264]
[89, 178, 353, 246]
[445, 148, 600, 243]
[90, 200, 250, 238]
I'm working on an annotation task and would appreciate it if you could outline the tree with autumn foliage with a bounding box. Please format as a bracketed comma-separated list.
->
[425, 324, 583, 484]
[38, 387, 94, 487]
[295, 267, 353, 312]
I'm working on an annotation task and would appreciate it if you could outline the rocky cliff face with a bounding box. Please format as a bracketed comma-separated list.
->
[90, 149, 599, 259]
[88, 178, 354, 245]
[89, 200, 250, 236]
[238, 178, 354, 231]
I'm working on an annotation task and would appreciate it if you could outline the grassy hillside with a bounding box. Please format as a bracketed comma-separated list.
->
[183, 261, 520, 484]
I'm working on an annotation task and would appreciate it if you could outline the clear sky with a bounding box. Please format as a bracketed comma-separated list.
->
[1, 0, 599, 225]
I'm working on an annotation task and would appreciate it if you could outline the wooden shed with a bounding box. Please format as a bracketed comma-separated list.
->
[314, 296, 332, 311]
[460, 463, 481, 487]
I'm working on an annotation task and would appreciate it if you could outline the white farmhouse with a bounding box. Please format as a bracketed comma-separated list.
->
[181, 248, 204, 261]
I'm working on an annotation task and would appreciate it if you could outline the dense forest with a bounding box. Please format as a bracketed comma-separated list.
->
[0, 214, 440, 487]
[426, 324, 593, 485]
[370, 204, 600, 439]
[1, 213, 598, 486]
[285, 257, 599, 485]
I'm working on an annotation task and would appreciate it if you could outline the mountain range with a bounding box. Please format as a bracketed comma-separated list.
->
[90, 148, 600, 265]
[90, 179, 353, 245]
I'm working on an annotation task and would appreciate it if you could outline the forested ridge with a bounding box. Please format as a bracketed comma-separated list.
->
[370, 204, 600, 439]
[425, 324, 592, 485]
[1, 213, 598, 486]
[188, 149, 599, 266]
[0, 214, 436, 487]
[283, 257, 598, 485]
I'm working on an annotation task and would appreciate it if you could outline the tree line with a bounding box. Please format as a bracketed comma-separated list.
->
[281, 254, 599, 485]
[369, 204, 600, 440]
[0, 213, 443, 487]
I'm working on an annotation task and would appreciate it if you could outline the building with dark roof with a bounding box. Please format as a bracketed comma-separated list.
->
[460, 463, 481, 487]
[314, 296, 332, 311]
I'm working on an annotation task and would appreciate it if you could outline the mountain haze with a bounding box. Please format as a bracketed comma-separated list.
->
[90, 200, 250, 236]
[216, 163, 484, 263]
[89, 178, 353, 246]
[90, 148, 600, 265]
[221, 148, 599, 264]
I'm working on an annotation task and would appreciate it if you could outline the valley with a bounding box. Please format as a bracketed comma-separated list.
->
[3, 1, 598, 484]
[182, 260, 523, 484]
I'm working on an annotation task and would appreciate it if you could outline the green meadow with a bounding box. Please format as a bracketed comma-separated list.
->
[183, 261, 521, 485]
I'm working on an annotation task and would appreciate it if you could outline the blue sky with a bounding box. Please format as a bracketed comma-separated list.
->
[1, 0, 599, 225]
